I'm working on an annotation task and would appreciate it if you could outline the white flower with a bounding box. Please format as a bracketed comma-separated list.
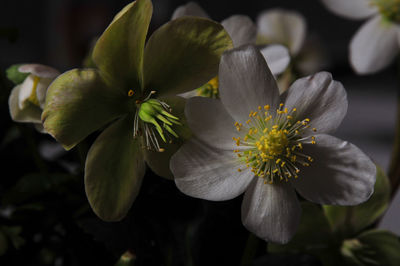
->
[321, 0, 400, 74]
[170, 45, 376, 244]
[172, 2, 290, 79]
[8, 64, 59, 132]
[256, 9, 326, 77]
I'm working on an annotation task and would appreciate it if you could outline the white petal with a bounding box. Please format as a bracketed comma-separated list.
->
[171, 2, 210, 20]
[350, 16, 400, 74]
[221, 15, 257, 47]
[241, 178, 301, 244]
[321, 0, 377, 20]
[18, 64, 60, 79]
[18, 74, 35, 109]
[185, 97, 238, 150]
[171, 139, 253, 201]
[219, 45, 280, 123]
[284, 72, 347, 134]
[291, 134, 376, 205]
[256, 9, 306, 55]
[260, 44, 290, 76]
[8, 85, 42, 123]
[178, 89, 198, 99]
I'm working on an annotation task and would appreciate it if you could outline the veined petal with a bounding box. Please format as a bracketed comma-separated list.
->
[186, 97, 238, 150]
[241, 178, 301, 244]
[256, 9, 306, 55]
[85, 116, 145, 221]
[291, 134, 376, 205]
[9, 85, 42, 123]
[219, 45, 280, 123]
[143, 95, 191, 179]
[143, 17, 233, 96]
[171, 138, 253, 201]
[171, 2, 210, 20]
[321, 0, 377, 20]
[18, 64, 59, 79]
[260, 44, 290, 76]
[92, 0, 152, 92]
[284, 72, 347, 134]
[221, 15, 257, 47]
[42, 69, 128, 150]
[350, 16, 399, 74]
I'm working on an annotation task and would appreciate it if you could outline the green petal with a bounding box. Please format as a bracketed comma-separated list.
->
[85, 116, 146, 221]
[8, 85, 42, 123]
[42, 68, 128, 150]
[143, 17, 233, 96]
[341, 230, 400, 266]
[323, 165, 390, 237]
[144, 96, 191, 179]
[92, 0, 152, 93]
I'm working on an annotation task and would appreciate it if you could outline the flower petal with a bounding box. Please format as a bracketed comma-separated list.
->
[321, 0, 377, 20]
[291, 134, 376, 205]
[241, 178, 301, 244]
[171, 138, 253, 201]
[171, 2, 210, 20]
[143, 17, 233, 96]
[284, 72, 347, 134]
[260, 44, 290, 75]
[85, 116, 145, 221]
[92, 0, 152, 92]
[219, 45, 280, 123]
[18, 64, 59, 79]
[143, 96, 191, 179]
[42, 69, 128, 150]
[221, 15, 257, 47]
[186, 97, 238, 150]
[350, 16, 399, 74]
[9, 85, 42, 123]
[256, 9, 306, 55]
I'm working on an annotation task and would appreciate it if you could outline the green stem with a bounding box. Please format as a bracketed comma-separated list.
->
[240, 233, 261, 266]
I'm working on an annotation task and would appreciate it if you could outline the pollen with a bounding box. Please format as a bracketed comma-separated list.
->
[197, 76, 219, 98]
[233, 102, 316, 184]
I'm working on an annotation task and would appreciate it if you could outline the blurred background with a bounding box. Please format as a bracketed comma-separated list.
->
[0, 0, 398, 265]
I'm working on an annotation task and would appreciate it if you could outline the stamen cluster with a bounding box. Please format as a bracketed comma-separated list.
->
[372, 0, 400, 23]
[233, 103, 316, 184]
[197, 76, 219, 98]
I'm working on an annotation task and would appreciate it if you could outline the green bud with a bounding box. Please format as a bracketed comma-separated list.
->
[6, 64, 29, 85]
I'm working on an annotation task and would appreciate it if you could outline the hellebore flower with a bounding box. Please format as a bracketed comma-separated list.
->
[170, 45, 376, 244]
[321, 0, 400, 74]
[256, 8, 326, 83]
[8, 64, 60, 133]
[172, 2, 290, 98]
[42, 0, 232, 221]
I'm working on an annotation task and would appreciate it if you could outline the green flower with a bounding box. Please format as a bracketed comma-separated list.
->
[42, 0, 232, 221]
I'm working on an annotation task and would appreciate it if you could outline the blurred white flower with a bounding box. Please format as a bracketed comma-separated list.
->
[170, 45, 376, 244]
[322, 0, 400, 74]
[256, 9, 326, 80]
[8, 64, 59, 132]
[172, 2, 290, 98]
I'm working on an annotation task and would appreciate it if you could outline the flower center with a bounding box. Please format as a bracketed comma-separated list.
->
[233, 103, 316, 184]
[132, 91, 181, 152]
[196, 76, 219, 98]
[372, 0, 400, 23]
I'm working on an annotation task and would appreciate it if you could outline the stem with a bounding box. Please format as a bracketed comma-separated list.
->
[388, 60, 400, 198]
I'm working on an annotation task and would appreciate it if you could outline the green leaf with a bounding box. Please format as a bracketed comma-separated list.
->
[6, 64, 29, 85]
[42, 68, 128, 150]
[268, 202, 333, 255]
[85, 116, 146, 221]
[92, 0, 152, 93]
[143, 17, 233, 96]
[341, 229, 400, 266]
[8, 85, 42, 123]
[143, 96, 191, 179]
[323, 166, 390, 237]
